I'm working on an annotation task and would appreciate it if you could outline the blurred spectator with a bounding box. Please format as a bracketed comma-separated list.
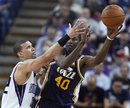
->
[41, 11, 67, 37]
[125, 6, 130, 20]
[109, 29, 130, 77]
[114, 63, 130, 91]
[53, 2, 78, 24]
[97, 20, 107, 37]
[108, 0, 130, 9]
[84, 0, 100, 14]
[125, 17, 130, 34]
[92, 11, 107, 37]
[74, 0, 84, 9]
[79, 8, 100, 35]
[96, 43, 111, 75]
[108, 0, 119, 5]
[75, 76, 105, 108]
[84, 0, 107, 13]
[36, 26, 61, 56]
[110, 50, 130, 79]
[11, 0, 23, 18]
[0, 0, 12, 41]
[119, 0, 130, 12]
[120, 64, 130, 92]
[104, 78, 129, 108]
[117, 29, 130, 57]
[55, 0, 83, 13]
[0, 0, 23, 42]
[79, 8, 107, 37]
[82, 63, 111, 90]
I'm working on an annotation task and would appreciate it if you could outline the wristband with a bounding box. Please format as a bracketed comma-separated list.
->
[58, 34, 70, 47]
[107, 36, 114, 41]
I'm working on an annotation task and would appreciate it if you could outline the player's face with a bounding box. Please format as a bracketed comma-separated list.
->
[20, 41, 36, 59]
[66, 37, 79, 53]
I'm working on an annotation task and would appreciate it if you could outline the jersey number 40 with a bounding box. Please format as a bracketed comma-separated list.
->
[55, 76, 70, 90]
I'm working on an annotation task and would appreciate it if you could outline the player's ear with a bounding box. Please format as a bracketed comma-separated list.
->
[17, 51, 23, 58]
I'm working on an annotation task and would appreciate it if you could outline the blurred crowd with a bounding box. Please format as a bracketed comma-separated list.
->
[0, 0, 23, 43]
[35, 0, 130, 108]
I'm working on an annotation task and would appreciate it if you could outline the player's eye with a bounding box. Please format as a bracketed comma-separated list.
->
[26, 46, 31, 49]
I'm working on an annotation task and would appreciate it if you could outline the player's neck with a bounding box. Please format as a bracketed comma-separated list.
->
[20, 57, 27, 61]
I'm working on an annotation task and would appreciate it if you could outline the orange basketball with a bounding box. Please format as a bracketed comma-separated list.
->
[101, 4, 125, 28]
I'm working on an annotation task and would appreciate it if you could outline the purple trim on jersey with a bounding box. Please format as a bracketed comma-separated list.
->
[13, 76, 27, 106]
[20, 84, 26, 106]
[12, 67, 27, 106]
[13, 74, 21, 105]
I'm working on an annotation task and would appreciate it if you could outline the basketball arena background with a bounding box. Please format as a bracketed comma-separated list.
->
[0, 0, 130, 107]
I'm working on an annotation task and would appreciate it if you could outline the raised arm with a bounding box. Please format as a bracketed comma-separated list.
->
[55, 28, 90, 69]
[18, 20, 87, 73]
[80, 26, 122, 71]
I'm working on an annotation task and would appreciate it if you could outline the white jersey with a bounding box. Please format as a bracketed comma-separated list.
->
[1, 62, 37, 108]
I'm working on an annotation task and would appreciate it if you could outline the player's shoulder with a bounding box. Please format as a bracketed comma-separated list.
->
[13, 61, 27, 74]
[15, 62, 24, 70]
[16, 59, 34, 69]
[50, 61, 56, 65]
[77, 55, 86, 65]
[78, 55, 94, 61]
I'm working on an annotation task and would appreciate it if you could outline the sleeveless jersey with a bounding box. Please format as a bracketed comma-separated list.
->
[39, 56, 84, 107]
[1, 62, 37, 108]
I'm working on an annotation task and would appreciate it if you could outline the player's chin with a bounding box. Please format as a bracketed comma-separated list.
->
[68, 47, 75, 53]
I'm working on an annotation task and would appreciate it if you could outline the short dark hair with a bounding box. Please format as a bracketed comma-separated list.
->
[112, 77, 123, 85]
[13, 40, 26, 56]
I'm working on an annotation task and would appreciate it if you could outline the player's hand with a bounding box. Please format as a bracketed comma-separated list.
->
[107, 25, 122, 40]
[79, 26, 91, 44]
[67, 19, 87, 38]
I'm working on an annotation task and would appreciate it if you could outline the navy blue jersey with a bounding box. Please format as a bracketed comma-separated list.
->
[39, 56, 84, 107]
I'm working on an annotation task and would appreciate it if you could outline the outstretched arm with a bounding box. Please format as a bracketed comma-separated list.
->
[80, 26, 122, 72]
[82, 38, 112, 67]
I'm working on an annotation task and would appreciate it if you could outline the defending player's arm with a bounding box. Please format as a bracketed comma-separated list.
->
[17, 20, 87, 73]
[80, 26, 122, 72]
[55, 28, 90, 69]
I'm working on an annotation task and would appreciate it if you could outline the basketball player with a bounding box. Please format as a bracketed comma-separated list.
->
[1, 19, 87, 108]
[38, 26, 122, 108]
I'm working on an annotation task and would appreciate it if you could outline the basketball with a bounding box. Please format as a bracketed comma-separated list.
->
[101, 4, 125, 28]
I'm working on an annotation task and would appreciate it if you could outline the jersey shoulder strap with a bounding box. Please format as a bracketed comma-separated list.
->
[76, 55, 85, 79]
